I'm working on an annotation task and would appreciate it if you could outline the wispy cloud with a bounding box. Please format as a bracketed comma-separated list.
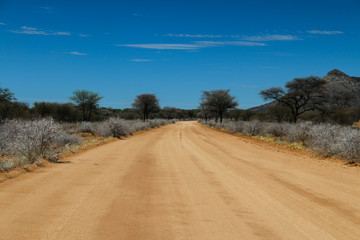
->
[306, 30, 343, 35]
[164, 33, 244, 38]
[117, 44, 202, 50]
[242, 34, 300, 41]
[195, 41, 266, 47]
[78, 33, 90, 37]
[164, 33, 223, 38]
[53, 32, 70, 36]
[132, 13, 143, 17]
[117, 41, 265, 50]
[130, 59, 154, 62]
[11, 26, 70, 36]
[68, 51, 87, 56]
[0, 22, 6, 25]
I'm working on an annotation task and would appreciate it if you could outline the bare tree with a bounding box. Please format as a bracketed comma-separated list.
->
[70, 90, 103, 121]
[259, 76, 327, 123]
[132, 94, 160, 122]
[200, 89, 238, 123]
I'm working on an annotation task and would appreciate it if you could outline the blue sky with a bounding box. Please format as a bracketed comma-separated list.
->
[1, 0, 359, 109]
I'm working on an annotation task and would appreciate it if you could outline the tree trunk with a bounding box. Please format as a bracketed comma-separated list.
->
[82, 106, 86, 121]
[293, 114, 298, 123]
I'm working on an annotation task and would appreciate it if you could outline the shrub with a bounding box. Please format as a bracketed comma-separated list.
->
[264, 122, 291, 137]
[224, 121, 244, 133]
[0, 157, 27, 171]
[335, 128, 360, 161]
[308, 124, 360, 160]
[148, 119, 167, 128]
[242, 120, 263, 136]
[0, 118, 83, 165]
[130, 121, 149, 132]
[78, 122, 95, 134]
[55, 131, 83, 147]
[95, 118, 131, 138]
[286, 121, 313, 143]
[0, 118, 61, 163]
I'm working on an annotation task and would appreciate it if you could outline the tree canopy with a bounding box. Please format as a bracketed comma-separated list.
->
[259, 76, 327, 122]
[132, 94, 160, 122]
[0, 87, 16, 103]
[70, 90, 103, 121]
[200, 89, 238, 123]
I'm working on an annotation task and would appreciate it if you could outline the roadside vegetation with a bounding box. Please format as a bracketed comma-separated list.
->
[0, 118, 174, 172]
[197, 75, 360, 163]
[0, 87, 178, 172]
[200, 120, 360, 162]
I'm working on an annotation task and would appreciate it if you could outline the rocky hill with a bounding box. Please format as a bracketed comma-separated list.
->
[323, 69, 360, 103]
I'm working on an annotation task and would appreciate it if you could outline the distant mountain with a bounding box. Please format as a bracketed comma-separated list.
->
[250, 69, 360, 112]
[249, 101, 276, 112]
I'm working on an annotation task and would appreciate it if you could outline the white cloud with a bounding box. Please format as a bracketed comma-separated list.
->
[165, 33, 223, 38]
[68, 51, 87, 56]
[117, 44, 202, 50]
[306, 30, 343, 35]
[78, 33, 90, 37]
[0, 22, 6, 25]
[164, 33, 244, 39]
[22, 26, 37, 30]
[54, 32, 70, 36]
[195, 41, 266, 47]
[11, 26, 71, 36]
[117, 41, 265, 50]
[242, 34, 300, 41]
[130, 59, 154, 62]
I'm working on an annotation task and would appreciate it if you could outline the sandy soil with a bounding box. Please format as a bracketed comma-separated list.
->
[1, 121, 360, 240]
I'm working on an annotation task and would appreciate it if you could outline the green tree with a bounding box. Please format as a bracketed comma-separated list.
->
[200, 89, 238, 123]
[132, 94, 160, 122]
[70, 90, 103, 121]
[260, 76, 327, 123]
[0, 87, 16, 103]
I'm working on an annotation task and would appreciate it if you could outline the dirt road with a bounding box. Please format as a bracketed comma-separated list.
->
[1, 121, 360, 240]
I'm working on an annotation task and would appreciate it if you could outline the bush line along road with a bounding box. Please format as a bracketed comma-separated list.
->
[1, 121, 360, 240]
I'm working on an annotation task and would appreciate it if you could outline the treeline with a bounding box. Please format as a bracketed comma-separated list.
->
[2, 74, 359, 125]
[200, 106, 360, 126]
[197, 76, 360, 125]
[0, 87, 198, 122]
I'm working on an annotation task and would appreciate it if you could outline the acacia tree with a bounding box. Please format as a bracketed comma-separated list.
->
[0, 87, 31, 120]
[70, 90, 103, 121]
[0, 87, 16, 103]
[132, 94, 160, 122]
[200, 89, 238, 123]
[259, 76, 327, 123]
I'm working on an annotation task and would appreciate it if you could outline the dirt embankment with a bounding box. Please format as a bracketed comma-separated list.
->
[1, 121, 360, 240]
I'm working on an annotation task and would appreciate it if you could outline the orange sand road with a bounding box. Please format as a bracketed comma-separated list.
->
[1, 121, 360, 239]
